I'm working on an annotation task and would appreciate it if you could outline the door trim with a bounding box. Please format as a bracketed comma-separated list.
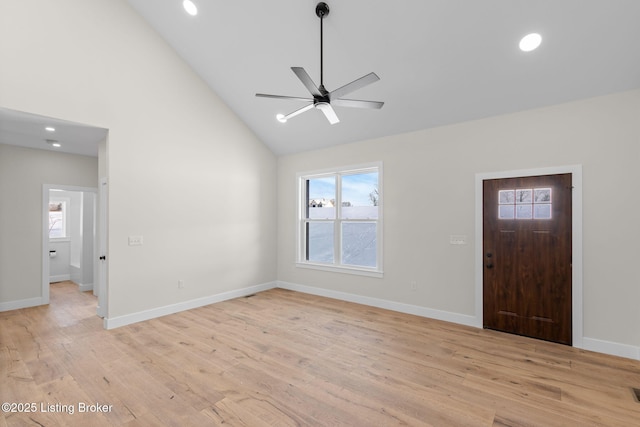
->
[475, 165, 583, 349]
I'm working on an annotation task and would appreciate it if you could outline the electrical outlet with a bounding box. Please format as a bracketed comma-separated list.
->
[178, 280, 184, 289]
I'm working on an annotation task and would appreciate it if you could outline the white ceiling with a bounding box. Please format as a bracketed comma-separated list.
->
[0, 108, 107, 158]
[2, 2, 639, 158]
[126, 0, 640, 155]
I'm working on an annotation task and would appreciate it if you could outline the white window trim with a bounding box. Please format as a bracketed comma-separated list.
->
[296, 162, 383, 277]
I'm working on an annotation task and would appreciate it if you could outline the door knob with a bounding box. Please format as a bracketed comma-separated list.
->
[486, 263, 493, 269]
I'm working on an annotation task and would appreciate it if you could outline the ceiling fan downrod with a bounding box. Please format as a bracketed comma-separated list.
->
[316, 2, 329, 92]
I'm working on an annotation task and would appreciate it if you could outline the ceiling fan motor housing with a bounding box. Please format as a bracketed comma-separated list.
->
[316, 2, 329, 18]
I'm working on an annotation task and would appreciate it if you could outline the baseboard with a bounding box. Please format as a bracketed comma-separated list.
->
[49, 274, 71, 283]
[276, 281, 478, 328]
[0, 296, 45, 312]
[76, 282, 93, 292]
[582, 337, 640, 361]
[103, 281, 277, 330]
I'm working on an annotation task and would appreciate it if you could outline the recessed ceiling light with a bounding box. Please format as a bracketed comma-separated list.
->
[46, 139, 61, 148]
[183, 0, 198, 16]
[45, 126, 55, 132]
[519, 33, 542, 52]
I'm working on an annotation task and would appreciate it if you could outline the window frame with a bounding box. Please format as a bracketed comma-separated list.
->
[296, 162, 383, 278]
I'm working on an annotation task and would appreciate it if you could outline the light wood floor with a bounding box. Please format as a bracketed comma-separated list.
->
[2, 282, 639, 426]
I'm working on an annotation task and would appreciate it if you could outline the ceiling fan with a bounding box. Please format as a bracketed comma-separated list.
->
[256, 2, 383, 125]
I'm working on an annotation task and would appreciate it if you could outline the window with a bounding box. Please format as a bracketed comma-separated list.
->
[49, 199, 69, 239]
[297, 163, 382, 277]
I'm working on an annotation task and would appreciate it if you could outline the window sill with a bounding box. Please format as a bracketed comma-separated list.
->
[50, 237, 70, 243]
[296, 262, 383, 278]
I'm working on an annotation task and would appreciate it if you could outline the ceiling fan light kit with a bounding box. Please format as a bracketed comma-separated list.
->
[256, 2, 384, 125]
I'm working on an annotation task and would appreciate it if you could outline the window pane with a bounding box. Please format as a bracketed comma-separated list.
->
[499, 205, 515, 219]
[515, 189, 532, 204]
[534, 188, 552, 203]
[307, 222, 334, 263]
[307, 177, 336, 219]
[534, 204, 552, 219]
[499, 190, 515, 204]
[49, 202, 65, 238]
[341, 222, 377, 267]
[341, 172, 379, 219]
[49, 211, 64, 238]
[516, 204, 533, 219]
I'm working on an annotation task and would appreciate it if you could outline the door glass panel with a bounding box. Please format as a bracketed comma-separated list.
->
[534, 188, 551, 203]
[499, 205, 515, 219]
[516, 189, 532, 204]
[498, 187, 552, 220]
[516, 204, 533, 219]
[534, 204, 552, 219]
[499, 190, 515, 204]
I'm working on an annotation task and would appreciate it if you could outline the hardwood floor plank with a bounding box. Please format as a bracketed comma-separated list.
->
[208, 397, 275, 426]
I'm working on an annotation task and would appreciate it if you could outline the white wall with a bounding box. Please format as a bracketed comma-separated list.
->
[0, 0, 277, 320]
[0, 145, 98, 307]
[278, 90, 640, 353]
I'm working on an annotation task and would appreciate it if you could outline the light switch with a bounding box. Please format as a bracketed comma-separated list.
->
[128, 235, 143, 246]
[450, 235, 468, 245]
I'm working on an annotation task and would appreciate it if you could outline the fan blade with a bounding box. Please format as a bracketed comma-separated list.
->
[331, 98, 384, 109]
[291, 67, 322, 97]
[329, 72, 380, 100]
[281, 103, 315, 122]
[315, 103, 340, 125]
[256, 93, 313, 102]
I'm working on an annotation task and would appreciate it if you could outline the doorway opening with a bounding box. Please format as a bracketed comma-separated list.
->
[47, 187, 96, 291]
[43, 183, 106, 319]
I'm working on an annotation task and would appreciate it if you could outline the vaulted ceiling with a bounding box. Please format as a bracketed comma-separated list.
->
[2, 1, 639, 158]
[126, 0, 640, 155]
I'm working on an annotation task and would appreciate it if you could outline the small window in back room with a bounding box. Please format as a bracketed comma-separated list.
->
[49, 200, 68, 239]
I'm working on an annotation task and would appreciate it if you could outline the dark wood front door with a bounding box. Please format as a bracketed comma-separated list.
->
[483, 174, 572, 345]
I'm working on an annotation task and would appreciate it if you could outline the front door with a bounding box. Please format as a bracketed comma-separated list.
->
[483, 174, 572, 345]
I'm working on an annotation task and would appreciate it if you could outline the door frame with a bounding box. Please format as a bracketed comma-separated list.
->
[474, 165, 583, 349]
